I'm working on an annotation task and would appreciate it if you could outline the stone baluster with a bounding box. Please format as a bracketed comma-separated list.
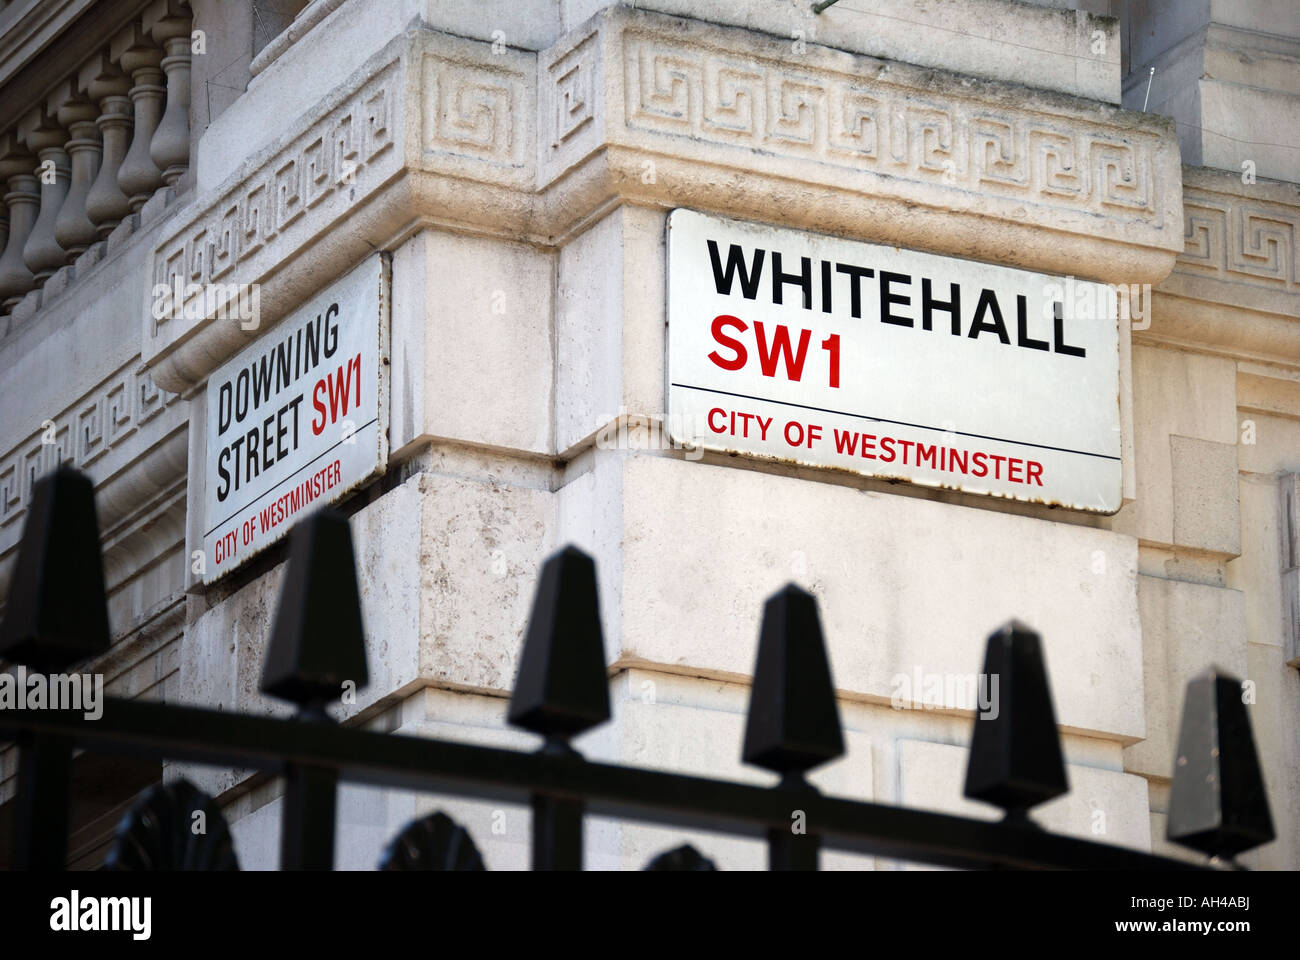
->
[112, 24, 166, 211]
[19, 106, 71, 285]
[0, 134, 39, 311]
[145, 0, 193, 187]
[52, 81, 102, 258]
[80, 53, 134, 239]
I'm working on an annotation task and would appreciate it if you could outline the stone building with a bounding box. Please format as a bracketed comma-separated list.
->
[0, 0, 1296, 869]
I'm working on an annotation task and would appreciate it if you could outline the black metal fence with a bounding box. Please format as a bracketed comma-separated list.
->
[0, 467, 1277, 870]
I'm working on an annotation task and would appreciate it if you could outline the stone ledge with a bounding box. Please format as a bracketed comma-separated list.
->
[899, 739, 1152, 853]
[202, 0, 1122, 199]
[1144, 166, 1300, 367]
[144, 9, 1184, 393]
[0, 368, 185, 599]
[539, 9, 1179, 267]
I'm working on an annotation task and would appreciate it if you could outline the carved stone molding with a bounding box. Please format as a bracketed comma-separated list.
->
[419, 38, 535, 190]
[550, 17, 1172, 221]
[533, 9, 1181, 279]
[1147, 166, 1300, 365]
[0, 357, 182, 570]
[143, 50, 402, 389]
[1170, 167, 1298, 301]
[143, 8, 1185, 393]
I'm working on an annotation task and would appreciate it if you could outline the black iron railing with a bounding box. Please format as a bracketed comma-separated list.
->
[0, 467, 1277, 870]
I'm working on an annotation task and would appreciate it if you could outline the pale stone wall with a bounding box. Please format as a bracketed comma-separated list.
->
[0, 0, 1296, 870]
[1139, 162, 1300, 868]
[1121, 0, 1300, 180]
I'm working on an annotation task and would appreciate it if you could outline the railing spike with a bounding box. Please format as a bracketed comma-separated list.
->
[507, 545, 610, 743]
[260, 509, 365, 870]
[509, 545, 607, 871]
[103, 778, 239, 871]
[0, 466, 110, 672]
[379, 811, 486, 870]
[1167, 667, 1274, 862]
[742, 584, 844, 780]
[260, 509, 368, 711]
[645, 844, 717, 870]
[963, 620, 1068, 818]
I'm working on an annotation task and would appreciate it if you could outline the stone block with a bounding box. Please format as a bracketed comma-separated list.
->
[413, 470, 557, 691]
[554, 207, 667, 455]
[570, 453, 1145, 740]
[389, 229, 555, 458]
[1200, 79, 1300, 184]
[73, 241, 105, 276]
[566, 0, 1121, 102]
[1123, 574, 1246, 778]
[1226, 475, 1286, 654]
[42, 264, 75, 302]
[200, 0, 421, 192]
[1121, 345, 1240, 549]
[898, 739, 1152, 855]
[104, 213, 137, 256]
[1170, 435, 1240, 556]
[11, 288, 40, 324]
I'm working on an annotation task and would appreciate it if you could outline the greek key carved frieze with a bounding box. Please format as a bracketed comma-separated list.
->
[150, 65, 399, 329]
[0, 365, 178, 535]
[616, 31, 1161, 221]
[422, 53, 531, 175]
[1179, 194, 1298, 291]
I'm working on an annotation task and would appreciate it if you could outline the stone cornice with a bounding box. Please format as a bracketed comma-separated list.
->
[1143, 166, 1300, 368]
[142, 35, 408, 391]
[539, 11, 1179, 264]
[0, 0, 153, 140]
[144, 7, 1185, 393]
[0, 0, 93, 89]
[1172, 167, 1299, 309]
[0, 356, 184, 597]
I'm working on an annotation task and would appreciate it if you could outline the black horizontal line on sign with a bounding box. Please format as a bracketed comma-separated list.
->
[669, 383, 1121, 461]
[204, 417, 380, 537]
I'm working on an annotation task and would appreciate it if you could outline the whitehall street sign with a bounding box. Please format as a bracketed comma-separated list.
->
[202, 255, 389, 583]
[666, 210, 1122, 513]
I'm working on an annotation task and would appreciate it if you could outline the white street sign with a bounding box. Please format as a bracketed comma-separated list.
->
[666, 210, 1122, 512]
[202, 255, 388, 582]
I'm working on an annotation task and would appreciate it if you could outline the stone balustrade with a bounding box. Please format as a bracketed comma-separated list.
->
[0, 133, 37, 311]
[0, 0, 192, 322]
[81, 53, 134, 240]
[145, 0, 193, 188]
